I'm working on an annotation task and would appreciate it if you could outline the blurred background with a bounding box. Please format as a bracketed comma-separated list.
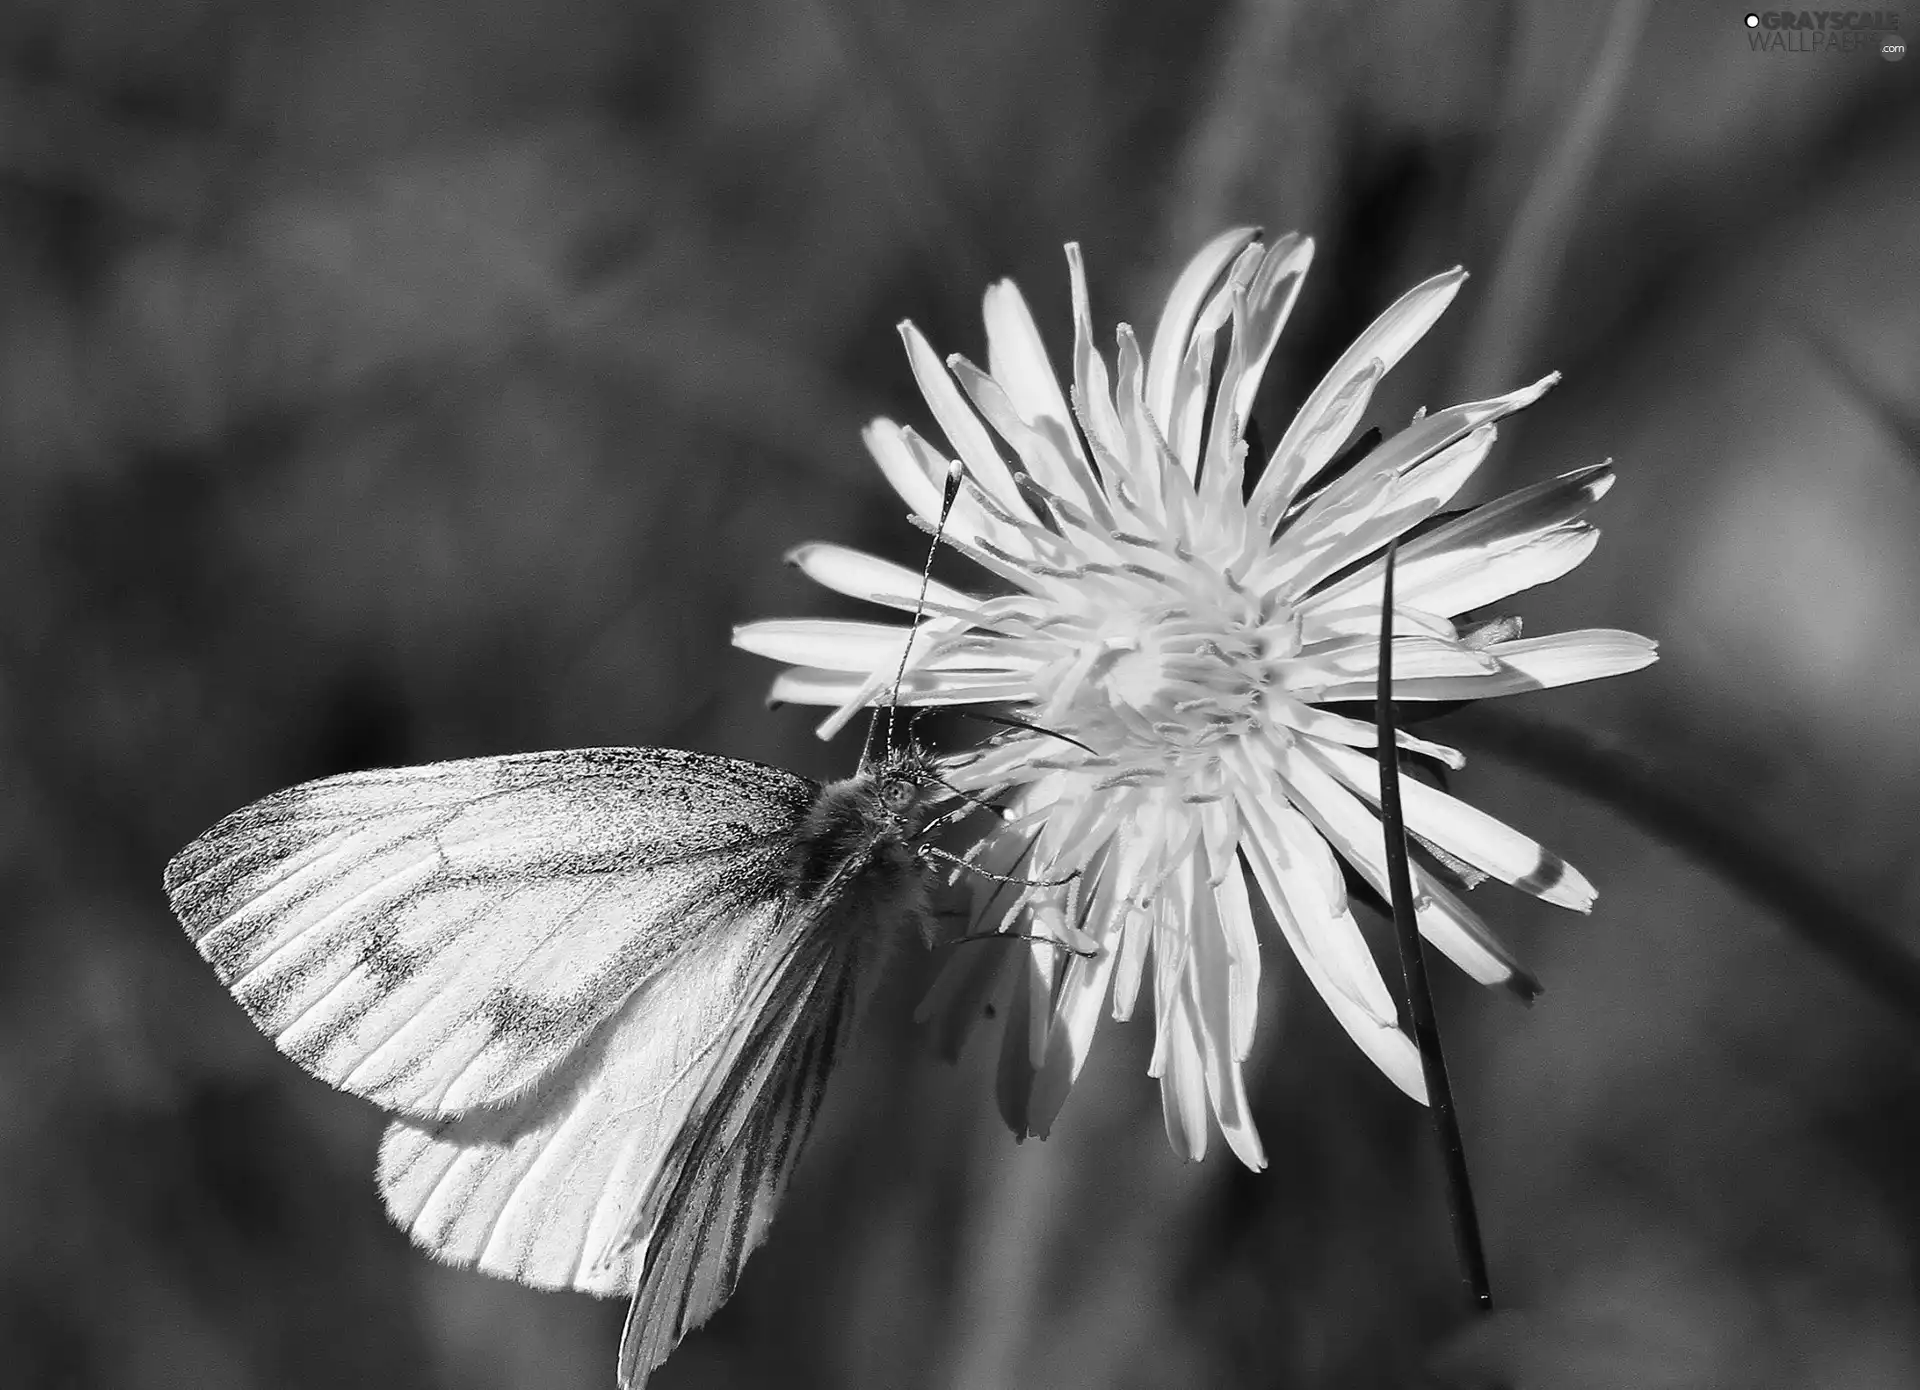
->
[4, 0, 1918, 1386]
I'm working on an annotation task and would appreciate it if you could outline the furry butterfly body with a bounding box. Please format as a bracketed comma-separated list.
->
[165, 742, 943, 1388]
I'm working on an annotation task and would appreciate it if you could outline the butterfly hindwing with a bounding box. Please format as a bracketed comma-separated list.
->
[164, 747, 816, 1119]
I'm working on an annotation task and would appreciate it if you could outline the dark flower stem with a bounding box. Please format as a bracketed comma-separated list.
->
[1377, 543, 1494, 1313]
[1440, 703, 1920, 1031]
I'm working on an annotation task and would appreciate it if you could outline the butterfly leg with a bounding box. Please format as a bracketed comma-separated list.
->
[915, 842, 1079, 889]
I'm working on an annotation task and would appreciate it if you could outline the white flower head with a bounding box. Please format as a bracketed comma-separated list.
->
[736, 230, 1658, 1169]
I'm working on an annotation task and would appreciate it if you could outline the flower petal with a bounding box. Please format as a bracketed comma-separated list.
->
[1145, 226, 1261, 433]
[1311, 463, 1614, 613]
[1251, 265, 1467, 517]
[899, 320, 1038, 522]
[783, 543, 979, 615]
[1186, 852, 1266, 1169]
[1303, 740, 1597, 911]
[1024, 848, 1124, 1136]
[863, 417, 945, 524]
[1210, 233, 1314, 481]
[1237, 824, 1427, 1103]
[1316, 628, 1659, 702]
[1267, 746, 1533, 991]
[1155, 982, 1211, 1162]
[1282, 699, 1467, 771]
[1272, 422, 1499, 596]
[947, 354, 1105, 520]
[1232, 774, 1400, 1026]
[735, 618, 912, 671]
[1321, 523, 1599, 620]
[1300, 601, 1458, 642]
[1108, 802, 1178, 1024]
[1066, 242, 1128, 472]
[983, 277, 1081, 460]
[1284, 635, 1499, 699]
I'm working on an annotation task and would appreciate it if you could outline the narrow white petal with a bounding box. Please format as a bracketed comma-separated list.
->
[1316, 628, 1658, 702]
[1025, 869, 1124, 1136]
[983, 278, 1084, 462]
[1205, 239, 1313, 495]
[734, 618, 923, 671]
[1235, 790, 1399, 1025]
[1251, 266, 1467, 516]
[1109, 324, 1179, 513]
[1343, 374, 1557, 490]
[1222, 232, 1314, 446]
[1411, 525, 1600, 618]
[863, 418, 947, 526]
[1305, 741, 1597, 911]
[1284, 635, 1498, 699]
[1479, 629, 1660, 687]
[1145, 227, 1261, 431]
[894, 425, 1034, 558]
[764, 661, 1028, 713]
[782, 543, 977, 615]
[1284, 702, 1466, 771]
[1185, 855, 1266, 1169]
[1195, 266, 1260, 489]
[1276, 423, 1498, 596]
[1317, 522, 1598, 619]
[897, 320, 1038, 525]
[1205, 822, 1263, 1060]
[1267, 747, 1530, 990]
[947, 355, 1097, 514]
[1256, 358, 1384, 527]
[801, 665, 1037, 738]
[1157, 987, 1211, 1162]
[1408, 871, 1534, 993]
[1236, 828, 1427, 1103]
[1408, 462, 1614, 559]
[1167, 312, 1223, 481]
[1107, 800, 1175, 1023]
[1301, 602, 1458, 642]
[1066, 242, 1127, 468]
[763, 665, 859, 707]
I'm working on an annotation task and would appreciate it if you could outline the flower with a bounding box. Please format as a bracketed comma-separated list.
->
[735, 230, 1657, 1169]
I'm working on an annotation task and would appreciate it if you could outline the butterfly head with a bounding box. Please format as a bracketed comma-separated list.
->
[789, 741, 946, 902]
[873, 741, 950, 829]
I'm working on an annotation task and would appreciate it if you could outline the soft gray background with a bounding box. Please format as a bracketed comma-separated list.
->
[4, 2, 1918, 1386]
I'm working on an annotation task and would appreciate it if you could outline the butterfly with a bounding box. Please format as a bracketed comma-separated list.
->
[163, 736, 957, 1388]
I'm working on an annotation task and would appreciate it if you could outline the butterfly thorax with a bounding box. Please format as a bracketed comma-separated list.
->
[786, 745, 940, 908]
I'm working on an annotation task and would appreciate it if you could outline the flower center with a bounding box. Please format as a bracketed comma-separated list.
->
[1053, 586, 1301, 755]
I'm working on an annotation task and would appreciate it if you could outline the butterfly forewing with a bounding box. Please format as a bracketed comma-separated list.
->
[375, 889, 802, 1295]
[163, 747, 815, 1119]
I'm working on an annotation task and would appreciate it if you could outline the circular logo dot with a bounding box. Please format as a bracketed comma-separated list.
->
[1745, 12, 1759, 26]
[1884, 36, 1907, 61]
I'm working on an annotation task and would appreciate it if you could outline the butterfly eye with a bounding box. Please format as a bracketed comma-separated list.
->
[880, 779, 918, 812]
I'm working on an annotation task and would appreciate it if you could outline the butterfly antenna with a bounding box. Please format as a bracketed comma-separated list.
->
[917, 843, 1081, 890]
[857, 703, 885, 772]
[946, 708, 1098, 756]
[885, 461, 965, 754]
[922, 772, 1010, 824]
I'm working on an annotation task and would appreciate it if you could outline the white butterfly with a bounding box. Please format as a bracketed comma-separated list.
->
[164, 740, 950, 1388]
